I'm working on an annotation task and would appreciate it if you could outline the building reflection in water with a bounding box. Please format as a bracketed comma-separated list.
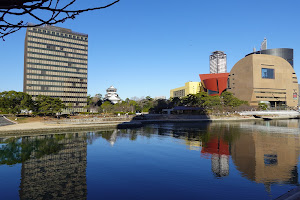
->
[231, 129, 300, 189]
[18, 133, 87, 200]
[175, 121, 300, 189]
[201, 138, 230, 178]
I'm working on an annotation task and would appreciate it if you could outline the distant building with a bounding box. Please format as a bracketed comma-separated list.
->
[228, 54, 298, 107]
[170, 82, 201, 98]
[209, 51, 227, 74]
[23, 24, 88, 112]
[104, 86, 121, 104]
[154, 96, 166, 100]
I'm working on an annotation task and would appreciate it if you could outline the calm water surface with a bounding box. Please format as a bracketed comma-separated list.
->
[1, 120, 300, 199]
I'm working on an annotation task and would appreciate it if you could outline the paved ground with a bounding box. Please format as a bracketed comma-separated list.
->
[0, 121, 129, 135]
[0, 116, 15, 126]
[0, 115, 295, 135]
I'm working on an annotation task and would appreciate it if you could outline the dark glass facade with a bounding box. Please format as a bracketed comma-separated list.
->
[246, 48, 294, 67]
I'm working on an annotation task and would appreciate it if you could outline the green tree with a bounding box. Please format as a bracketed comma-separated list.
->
[0, 91, 34, 114]
[258, 103, 268, 110]
[35, 95, 66, 115]
[221, 91, 247, 107]
[101, 101, 114, 113]
[203, 95, 221, 109]
[169, 97, 181, 107]
[85, 94, 93, 111]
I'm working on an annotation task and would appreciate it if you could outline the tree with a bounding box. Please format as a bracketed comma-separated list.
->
[0, 90, 34, 114]
[85, 94, 103, 112]
[35, 95, 66, 115]
[169, 97, 181, 107]
[85, 94, 93, 111]
[0, 0, 120, 40]
[101, 101, 113, 113]
[150, 99, 169, 113]
[221, 91, 247, 107]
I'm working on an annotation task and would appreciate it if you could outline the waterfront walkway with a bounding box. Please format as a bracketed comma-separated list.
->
[0, 121, 129, 135]
[0, 116, 15, 127]
[239, 110, 299, 117]
[0, 114, 297, 135]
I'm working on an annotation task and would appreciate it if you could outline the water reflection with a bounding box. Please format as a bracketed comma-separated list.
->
[0, 120, 299, 199]
[143, 121, 300, 189]
[19, 134, 87, 200]
[231, 127, 300, 187]
[0, 133, 88, 200]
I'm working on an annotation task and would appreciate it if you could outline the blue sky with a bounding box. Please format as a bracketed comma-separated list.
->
[1, 0, 300, 99]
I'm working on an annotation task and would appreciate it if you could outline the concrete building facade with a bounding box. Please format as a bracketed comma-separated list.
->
[23, 24, 88, 112]
[170, 82, 201, 98]
[228, 54, 298, 107]
[209, 51, 227, 74]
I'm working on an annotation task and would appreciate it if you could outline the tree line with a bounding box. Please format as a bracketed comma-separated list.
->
[0, 90, 248, 115]
[86, 91, 249, 114]
[0, 91, 65, 115]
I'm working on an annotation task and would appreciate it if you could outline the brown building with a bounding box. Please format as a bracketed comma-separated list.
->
[24, 24, 88, 112]
[228, 54, 298, 107]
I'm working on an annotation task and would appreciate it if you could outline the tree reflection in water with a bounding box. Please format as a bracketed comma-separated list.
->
[0, 135, 64, 165]
[0, 133, 88, 200]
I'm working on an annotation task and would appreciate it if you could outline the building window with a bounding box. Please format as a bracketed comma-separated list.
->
[227, 78, 230, 89]
[208, 90, 219, 95]
[46, 44, 56, 50]
[262, 68, 274, 79]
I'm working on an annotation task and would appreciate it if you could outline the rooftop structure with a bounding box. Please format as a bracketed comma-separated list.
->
[261, 38, 267, 50]
[246, 48, 294, 67]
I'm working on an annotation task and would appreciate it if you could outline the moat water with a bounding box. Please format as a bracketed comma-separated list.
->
[1, 120, 300, 199]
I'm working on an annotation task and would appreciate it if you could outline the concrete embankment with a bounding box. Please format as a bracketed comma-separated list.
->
[0, 114, 298, 135]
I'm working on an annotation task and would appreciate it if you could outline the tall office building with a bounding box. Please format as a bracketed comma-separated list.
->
[23, 24, 88, 112]
[209, 51, 227, 74]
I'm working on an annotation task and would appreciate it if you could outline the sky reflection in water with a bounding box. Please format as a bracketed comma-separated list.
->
[0, 120, 300, 199]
